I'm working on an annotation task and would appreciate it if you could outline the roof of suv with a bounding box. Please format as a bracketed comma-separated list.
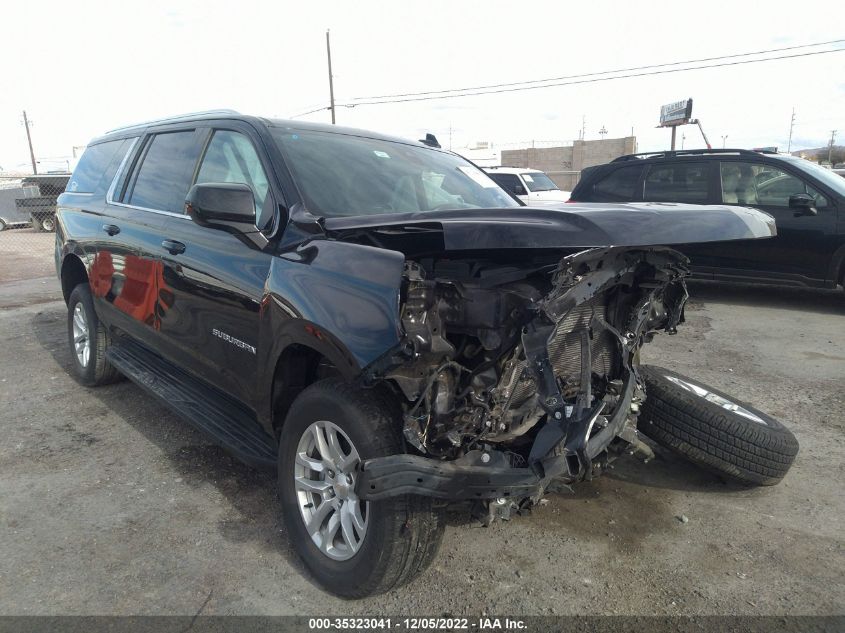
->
[92, 110, 437, 150]
[610, 148, 781, 163]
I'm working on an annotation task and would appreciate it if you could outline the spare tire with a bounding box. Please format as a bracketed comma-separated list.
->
[638, 365, 798, 486]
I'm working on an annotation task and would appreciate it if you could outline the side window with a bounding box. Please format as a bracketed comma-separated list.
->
[195, 130, 271, 226]
[721, 162, 828, 208]
[644, 162, 710, 203]
[128, 131, 201, 213]
[68, 138, 134, 194]
[488, 173, 521, 194]
[592, 165, 643, 201]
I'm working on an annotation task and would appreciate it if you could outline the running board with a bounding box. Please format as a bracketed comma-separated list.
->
[106, 341, 277, 471]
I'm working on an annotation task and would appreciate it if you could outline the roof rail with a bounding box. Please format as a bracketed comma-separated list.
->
[611, 148, 767, 162]
[105, 109, 240, 134]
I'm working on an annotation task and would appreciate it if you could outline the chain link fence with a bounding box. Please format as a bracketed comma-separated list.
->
[0, 174, 67, 284]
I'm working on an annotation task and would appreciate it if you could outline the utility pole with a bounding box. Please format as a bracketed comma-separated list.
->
[598, 125, 607, 139]
[325, 30, 336, 124]
[787, 108, 796, 153]
[580, 115, 586, 140]
[721, 135, 728, 148]
[829, 130, 837, 164]
[22, 110, 37, 174]
[681, 132, 686, 149]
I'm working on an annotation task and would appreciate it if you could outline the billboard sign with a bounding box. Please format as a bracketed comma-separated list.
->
[659, 99, 693, 127]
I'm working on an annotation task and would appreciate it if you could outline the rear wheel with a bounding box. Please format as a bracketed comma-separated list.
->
[67, 284, 123, 386]
[278, 378, 444, 598]
[638, 365, 798, 486]
[41, 216, 56, 232]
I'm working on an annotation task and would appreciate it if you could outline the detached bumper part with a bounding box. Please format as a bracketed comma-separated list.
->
[356, 374, 635, 501]
[357, 450, 542, 501]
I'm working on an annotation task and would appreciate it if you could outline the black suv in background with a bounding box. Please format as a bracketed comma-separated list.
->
[569, 149, 845, 291]
[56, 113, 791, 598]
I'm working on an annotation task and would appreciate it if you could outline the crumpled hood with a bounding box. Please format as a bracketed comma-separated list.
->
[322, 202, 775, 251]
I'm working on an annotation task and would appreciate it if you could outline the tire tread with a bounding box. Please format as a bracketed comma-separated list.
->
[639, 365, 798, 486]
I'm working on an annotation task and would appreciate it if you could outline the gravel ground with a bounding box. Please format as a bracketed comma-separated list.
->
[0, 277, 843, 616]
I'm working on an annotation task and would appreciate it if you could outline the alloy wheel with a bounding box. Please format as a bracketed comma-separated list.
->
[294, 420, 368, 561]
[72, 303, 90, 367]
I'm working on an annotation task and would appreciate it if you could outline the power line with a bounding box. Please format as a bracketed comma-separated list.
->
[352, 39, 845, 101]
[289, 104, 331, 118]
[342, 48, 845, 107]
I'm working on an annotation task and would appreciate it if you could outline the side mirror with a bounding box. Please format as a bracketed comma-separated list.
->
[788, 193, 818, 216]
[513, 183, 527, 196]
[186, 182, 268, 248]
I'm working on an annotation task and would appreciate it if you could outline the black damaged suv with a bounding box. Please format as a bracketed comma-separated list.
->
[569, 149, 845, 291]
[56, 112, 796, 597]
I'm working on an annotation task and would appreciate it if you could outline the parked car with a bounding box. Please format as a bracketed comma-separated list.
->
[569, 149, 845, 292]
[484, 166, 571, 204]
[56, 113, 795, 598]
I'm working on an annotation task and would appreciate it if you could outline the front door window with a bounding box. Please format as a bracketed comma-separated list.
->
[720, 162, 828, 207]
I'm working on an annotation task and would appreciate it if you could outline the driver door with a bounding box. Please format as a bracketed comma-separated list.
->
[157, 126, 277, 407]
[716, 160, 837, 282]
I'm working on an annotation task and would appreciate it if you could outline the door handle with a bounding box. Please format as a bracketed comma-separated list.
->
[161, 239, 186, 255]
[102, 224, 120, 236]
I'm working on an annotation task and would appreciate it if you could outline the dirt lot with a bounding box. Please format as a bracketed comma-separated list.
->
[0, 271, 843, 616]
[0, 229, 56, 283]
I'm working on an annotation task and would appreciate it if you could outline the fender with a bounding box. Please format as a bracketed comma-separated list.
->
[255, 238, 406, 429]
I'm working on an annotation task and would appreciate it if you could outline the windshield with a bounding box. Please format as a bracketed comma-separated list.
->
[784, 156, 845, 196]
[521, 172, 559, 192]
[271, 129, 519, 216]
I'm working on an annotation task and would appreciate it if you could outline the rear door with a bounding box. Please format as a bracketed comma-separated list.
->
[100, 128, 205, 352]
[640, 160, 741, 272]
[156, 123, 278, 407]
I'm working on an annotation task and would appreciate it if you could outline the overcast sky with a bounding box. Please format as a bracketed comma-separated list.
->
[1, 0, 843, 171]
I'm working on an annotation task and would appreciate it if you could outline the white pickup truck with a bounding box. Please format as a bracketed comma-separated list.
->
[484, 166, 571, 204]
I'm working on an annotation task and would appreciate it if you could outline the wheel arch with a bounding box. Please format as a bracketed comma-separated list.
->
[269, 340, 349, 437]
[826, 241, 845, 287]
[60, 253, 88, 304]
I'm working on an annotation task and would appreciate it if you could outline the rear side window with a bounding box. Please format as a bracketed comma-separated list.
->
[67, 139, 134, 194]
[488, 173, 522, 194]
[128, 131, 201, 212]
[643, 162, 710, 203]
[591, 165, 643, 201]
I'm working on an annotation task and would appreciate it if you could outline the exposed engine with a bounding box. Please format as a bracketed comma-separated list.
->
[368, 246, 689, 479]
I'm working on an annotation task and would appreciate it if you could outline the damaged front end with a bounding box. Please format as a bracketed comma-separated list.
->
[356, 246, 689, 510]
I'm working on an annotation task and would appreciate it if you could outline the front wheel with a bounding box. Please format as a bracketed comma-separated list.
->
[278, 379, 444, 598]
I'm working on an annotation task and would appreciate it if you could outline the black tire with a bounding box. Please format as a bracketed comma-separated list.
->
[0, 218, 6, 231]
[278, 378, 444, 598]
[638, 365, 798, 486]
[67, 284, 123, 387]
